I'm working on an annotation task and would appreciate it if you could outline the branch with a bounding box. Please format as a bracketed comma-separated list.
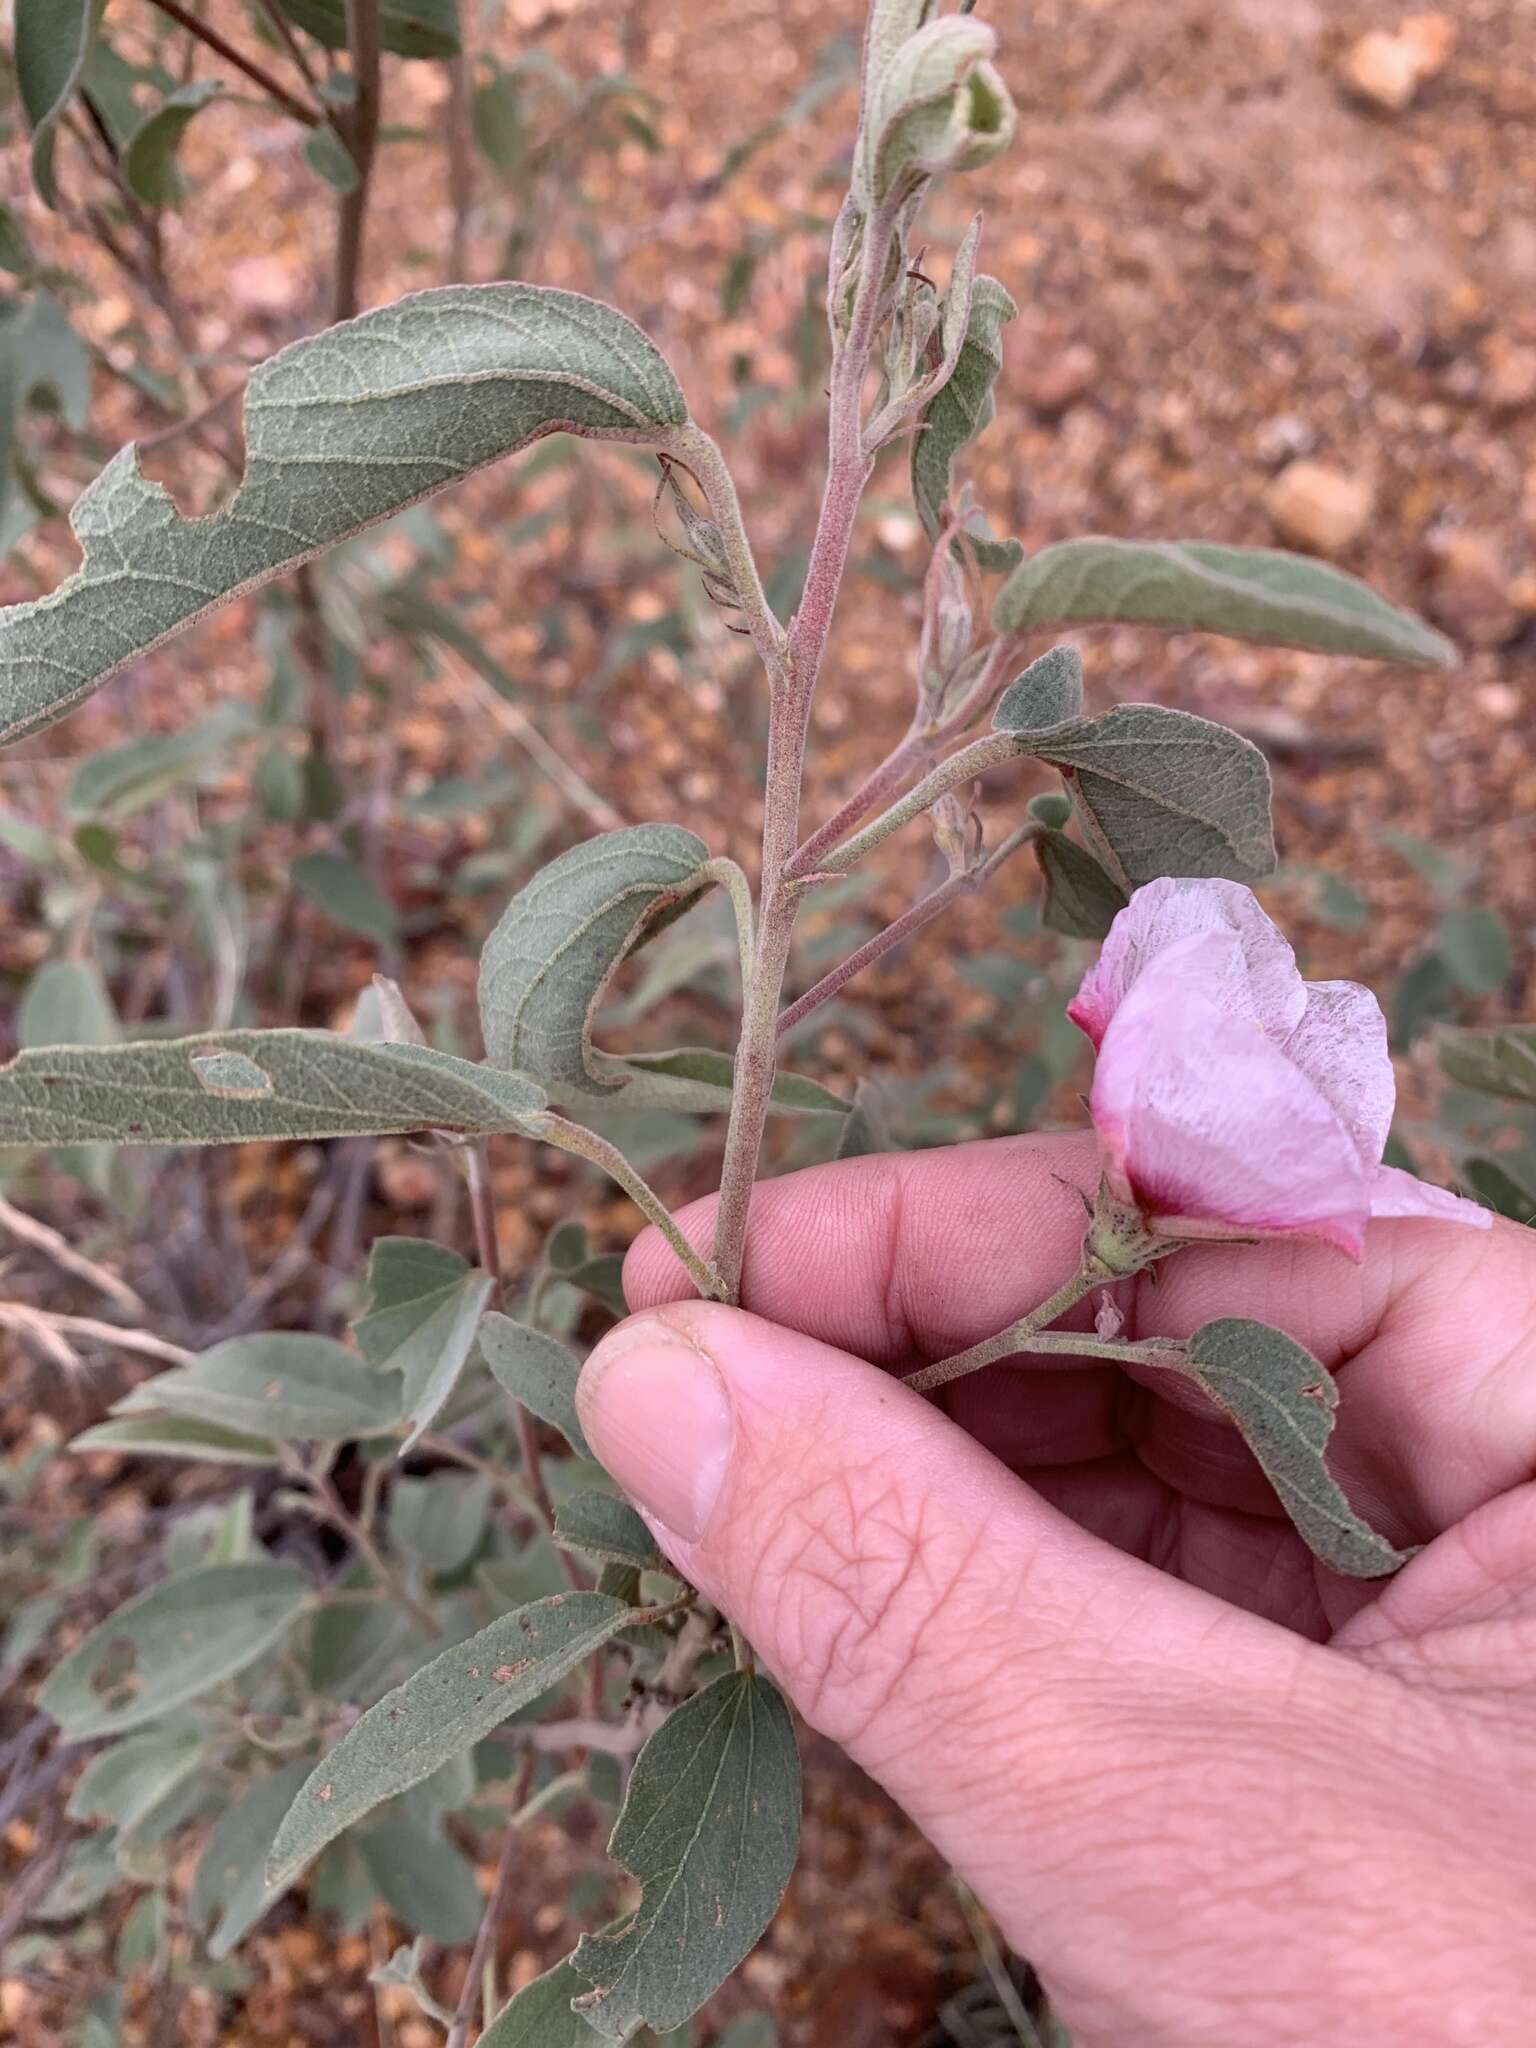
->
[811, 730, 1025, 874]
[0, 1196, 143, 1317]
[444, 1754, 534, 2048]
[333, 0, 383, 322]
[535, 1116, 727, 1303]
[142, 0, 322, 127]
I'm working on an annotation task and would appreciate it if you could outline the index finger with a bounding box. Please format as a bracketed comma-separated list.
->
[623, 1133, 1392, 1368]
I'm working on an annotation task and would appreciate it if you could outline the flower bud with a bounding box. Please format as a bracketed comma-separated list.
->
[1027, 791, 1073, 830]
[930, 790, 982, 873]
[862, 18, 1017, 206]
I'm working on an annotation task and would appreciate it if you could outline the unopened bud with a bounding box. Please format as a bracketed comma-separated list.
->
[1028, 790, 1073, 830]
[862, 18, 1017, 205]
[931, 791, 982, 872]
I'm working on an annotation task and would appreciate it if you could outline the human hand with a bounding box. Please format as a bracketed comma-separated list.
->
[575, 1134, 1536, 2048]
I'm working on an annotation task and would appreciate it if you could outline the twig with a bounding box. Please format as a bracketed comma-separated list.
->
[333, 0, 383, 321]
[0, 1196, 144, 1316]
[535, 1116, 726, 1302]
[305, 1467, 442, 1637]
[142, 0, 322, 128]
[0, 1304, 191, 1368]
[252, 0, 327, 101]
[445, 1755, 535, 2048]
[812, 729, 1025, 874]
[445, 42, 476, 283]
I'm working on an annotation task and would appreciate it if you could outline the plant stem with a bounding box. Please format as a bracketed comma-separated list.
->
[143, 0, 322, 127]
[778, 871, 972, 1039]
[710, 199, 900, 1303]
[904, 1266, 1107, 1395]
[813, 729, 1026, 875]
[535, 1115, 726, 1301]
[786, 724, 928, 879]
[333, 0, 382, 323]
[699, 856, 757, 998]
[252, 0, 327, 102]
[444, 1752, 535, 2048]
[307, 1467, 441, 1636]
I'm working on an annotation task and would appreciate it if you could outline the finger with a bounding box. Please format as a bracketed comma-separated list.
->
[625, 1134, 1393, 1369]
[574, 1298, 1389, 2026]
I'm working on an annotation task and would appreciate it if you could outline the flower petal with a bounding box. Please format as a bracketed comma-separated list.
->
[1281, 980, 1395, 1171]
[1089, 936, 1372, 1252]
[1069, 876, 1306, 1050]
[1369, 1165, 1492, 1231]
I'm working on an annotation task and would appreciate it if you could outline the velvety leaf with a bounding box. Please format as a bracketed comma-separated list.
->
[479, 1313, 590, 1456]
[68, 1728, 206, 1838]
[355, 1811, 483, 1944]
[571, 1672, 801, 2036]
[478, 825, 710, 1092]
[1438, 1026, 1536, 1107]
[1434, 906, 1511, 998]
[1012, 703, 1275, 887]
[992, 645, 1083, 731]
[114, 1333, 402, 1442]
[267, 1592, 629, 1884]
[389, 1473, 492, 1574]
[189, 1760, 311, 1958]
[553, 1492, 662, 1570]
[0, 285, 688, 744]
[274, 0, 461, 60]
[351, 1237, 494, 1449]
[0, 290, 93, 542]
[1182, 1319, 1410, 1577]
[994, 536, 1454, 666]
[40, 1562, 311, 1740]
[836, 1080, 890, 1160]
[481, 1954, 604, 2046]
[609, 1047, 850, 1118]
[18, 958, 119, 1050]
[122, 80, 223, 209]
[15, 0, 99, 208]
[290, 851, 400, 947]
[71, 1412, 282, 1466]
[303, 121, 361, 195]
[65, 706, 257, 819]
[912, 275, 1015, 547]
[0, 1030, 545, 1147]
[1033, 828, 1128, 940]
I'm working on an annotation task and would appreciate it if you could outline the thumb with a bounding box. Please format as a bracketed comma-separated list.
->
[574, 1302, 1378, 2013]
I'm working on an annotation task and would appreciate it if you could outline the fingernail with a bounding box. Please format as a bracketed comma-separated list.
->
[576, 1316, 734, 1543]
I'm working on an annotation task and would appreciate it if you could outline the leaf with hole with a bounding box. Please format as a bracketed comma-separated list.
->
[0, 1030, 544, 1148]
[15, 0, 100, 208]
[571, 1671, 801, 2036]
[553, 1492, 663, 1571]
[0, 284, 688, 745]
[352, 1237, 495, 1450]
[122, 79, 223, 209]
[1438, 1026, 1536, 1107]
[994, 537, 1453, 666]
[1002, 703, 1275, 887]
[479, 1313, 590, 1456]
[267, 1592, 629, 1884]
[189, 1760, 312, 1958]
[479, 825, 711, 1094]
[40, 1561, 311, 1740]
[113, 1334, 402, 1442]
[1180, 1319, 1411, 1577]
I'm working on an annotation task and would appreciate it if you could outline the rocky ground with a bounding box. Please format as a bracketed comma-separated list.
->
[0, 0, 1532, 2041]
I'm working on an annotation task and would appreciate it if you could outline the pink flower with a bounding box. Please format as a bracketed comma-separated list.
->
[1068, 878, 1490, 1259]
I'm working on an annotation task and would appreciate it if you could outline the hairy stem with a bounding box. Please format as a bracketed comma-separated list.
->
[698, 856, 757, 996]
[535, 1116, 726, 1301]
[711, 200, 901, 1302]
[814, 729, 1025, 874]
[904, 1265, 1107, 1395]
[444, 1753, 535, 2048]
[143, 0, 321, 126]
[333, 0, 383, 323]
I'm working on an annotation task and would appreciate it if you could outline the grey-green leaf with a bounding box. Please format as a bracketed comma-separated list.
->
[18, 957, 119, 1050]
[0, 1029, 544, 1148]
[1434, 907, 1511, 998]
[113, 1333, 402, 1442]
[16, 0, 99, 208]
[994, 537, 1454, 666]
[912, 275, 1015, 547]
[1182, 1319, 1411, 1578]
[1438, 1026, 1536, 1107]
[190, 1760, 312, 1958]
[992, 645, 1084, 732]
[68, 1728, 206, 1838]
[571, 1672, 801, 2037]
[1033, 828, 1128, 941]
[66, 705, 258, 819]
[122, 79, 223, 209]
[1009, 703, 1275, 887]
[71, 1412, 282, 1466]
[0, 284, 688, 744]
[482, 1954, 605, 2047]
[355, 1811, 484, 1944]
[292, 851, 400, 947]
[608, 1047, 850, 1119]
[274, 0, 461, 60]
[553, 1492, 662, 1570]
[267, 1592, 629, 1884]
[479, 1313, 590, 1457]
[389, 1473, 492, 1574]
[479, 825, 710, 1091]
[40, 1561, 311, 1740]
[352, 1237, 495, 1449]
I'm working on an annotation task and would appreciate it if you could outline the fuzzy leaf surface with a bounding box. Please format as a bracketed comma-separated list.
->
[571, 1672, 801, 2036]
[70, 1413, 282, 1466]
[481, 1955, 606, 2046]
[994, 537, 1454, 666]
[40, 1562, 311, 1740]
[1183, 1319, 1411, 1578]
[15, 0, 98, 207]
[114, 1333, 402, 1442]
[189, 1760, 312, 1958]
[1033, 829, 1128, 940]
[911, 275, 1016, 557]
[479, 1313, 590, 1456]
[352, 1237, 494, 1449]
[122, 80, 223, 208]
[1007, 703, 1275, 887]
[0, 284, 688, 743]
[0, 1029, 544, 1147]
[553, 1492, 663, 1570]
[268, 1592, 629, 1883]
